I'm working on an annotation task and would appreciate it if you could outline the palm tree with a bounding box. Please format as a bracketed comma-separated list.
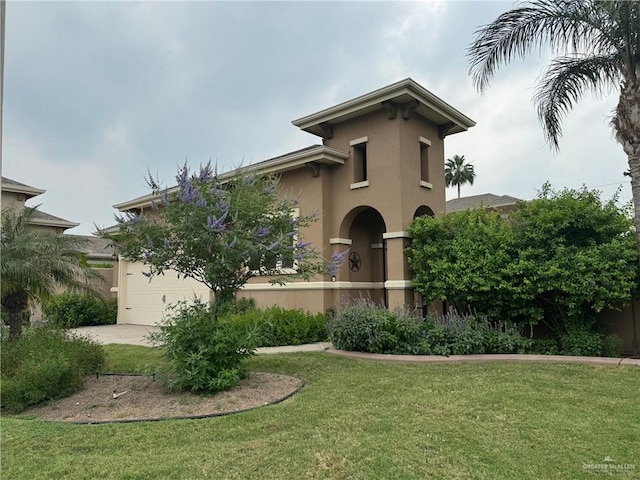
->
[445, 154, 476, 198]
[468, 0, 640, 247]
[1, 207, 99, 338]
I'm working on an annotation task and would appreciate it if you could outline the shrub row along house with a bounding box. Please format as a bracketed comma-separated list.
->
[110, 78, 475, 325]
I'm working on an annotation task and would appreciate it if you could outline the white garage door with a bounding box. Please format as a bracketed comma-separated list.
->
[119, 260, 211, 326]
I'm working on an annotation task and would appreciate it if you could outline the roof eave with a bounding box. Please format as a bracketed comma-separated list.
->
[292, 78, 476, 137]
[29, 219, 80, 229]
[1, 183, 46, 197]
[113, 145, 349, 212]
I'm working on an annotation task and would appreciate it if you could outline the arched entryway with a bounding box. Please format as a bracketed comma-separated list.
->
[337, 206, 387, 305]
[414, 205, 435, 218]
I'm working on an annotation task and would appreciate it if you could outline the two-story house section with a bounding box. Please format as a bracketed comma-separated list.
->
[112, 78, 475, 325]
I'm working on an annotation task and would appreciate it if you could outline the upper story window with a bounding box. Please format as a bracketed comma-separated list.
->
[419, 136, 432, 189]
[350, 136, 369, 189]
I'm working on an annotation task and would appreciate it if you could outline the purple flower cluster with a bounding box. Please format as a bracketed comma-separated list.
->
[161, 189, 170, 207]
[263, 181, 277, 196]
[178, 177, 197, 204]
[207, 214, 227, 233]
[267, 242, 279, 251]
[198, 162, 213, 183]
[327, 249, 349, 277]
[254, 226, 270, 238]
[115, 211, 140, 226]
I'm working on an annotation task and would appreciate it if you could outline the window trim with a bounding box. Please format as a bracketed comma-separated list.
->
[419, 136, 431, 187]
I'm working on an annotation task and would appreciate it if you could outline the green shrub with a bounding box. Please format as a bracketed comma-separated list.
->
[216, 297, 257, 317]
[221, 306, 328, 347]
[261, 306, 328, 346]
[150, 300, 259, 394]
[601, 334, 623, 358]
[42, 293, 117, 328]
[328, 299, 423, 354]
[529, 338, 560, 355]
[0, 326, 105, 413]
[330, 303, 534, 356]
[559, 328, 604, 356]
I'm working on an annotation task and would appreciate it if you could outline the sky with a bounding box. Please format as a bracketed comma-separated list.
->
[2, 0, 631, 235]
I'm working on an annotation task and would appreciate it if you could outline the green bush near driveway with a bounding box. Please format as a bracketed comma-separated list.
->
[42, 292, 117, 328]
[149, 300, 259, 394]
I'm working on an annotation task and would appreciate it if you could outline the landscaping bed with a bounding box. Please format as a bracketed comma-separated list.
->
[22, 372, 303, 423]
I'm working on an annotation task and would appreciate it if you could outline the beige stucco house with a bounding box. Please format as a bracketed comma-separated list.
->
[1, 176, 79, 232]
[112, 78, 476, 325]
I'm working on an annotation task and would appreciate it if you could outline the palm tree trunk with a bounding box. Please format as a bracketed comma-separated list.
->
[3, 290, 29, 339]
[615, 76, 640, 251]
[457, 184, 461, 199]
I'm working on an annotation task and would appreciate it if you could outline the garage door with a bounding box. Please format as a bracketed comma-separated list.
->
[119, 260, 211, 326]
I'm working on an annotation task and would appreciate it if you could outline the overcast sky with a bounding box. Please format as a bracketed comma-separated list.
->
[2, 1, 630, 235]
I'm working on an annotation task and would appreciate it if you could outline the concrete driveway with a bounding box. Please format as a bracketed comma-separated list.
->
[71, 324, 159, 347]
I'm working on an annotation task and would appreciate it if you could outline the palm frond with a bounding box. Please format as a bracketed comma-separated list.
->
[534, 54, 621, 148]
[468, 0, 617, 93]
[1, 207, 100, 303]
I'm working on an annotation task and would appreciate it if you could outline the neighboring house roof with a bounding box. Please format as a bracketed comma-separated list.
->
[292, 77, 476, 138]
[1, 176, 79, 230]
[113, 144, 349, 211]
[446, 194, 521, 213]
[1, 176, 45, 199]
[66, 235, 115, 261]
[29, 209, 80, 229]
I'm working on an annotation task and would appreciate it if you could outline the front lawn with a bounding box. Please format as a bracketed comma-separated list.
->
[2, 345, 638, 479]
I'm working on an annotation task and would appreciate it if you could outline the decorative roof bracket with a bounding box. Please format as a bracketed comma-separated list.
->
[439, 121, 456, 138]
[319, 122, 333, 139]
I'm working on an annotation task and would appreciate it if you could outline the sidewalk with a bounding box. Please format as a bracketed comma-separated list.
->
[70, 324, 331, 354]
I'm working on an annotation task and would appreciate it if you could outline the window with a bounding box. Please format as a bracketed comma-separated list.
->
[354, 143, 367, 182]
[350, 136, 369, 189]
[419, 136, 432, 189]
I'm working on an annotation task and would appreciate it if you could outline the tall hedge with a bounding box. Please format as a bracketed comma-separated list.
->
[407, 184, 638, 334]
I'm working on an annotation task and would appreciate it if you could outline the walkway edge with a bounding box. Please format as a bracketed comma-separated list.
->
[325, 349, 640, 366]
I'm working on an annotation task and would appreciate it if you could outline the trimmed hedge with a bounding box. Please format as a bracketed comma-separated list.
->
[43, 293, 117, 328]
[220, 305, 328, 347]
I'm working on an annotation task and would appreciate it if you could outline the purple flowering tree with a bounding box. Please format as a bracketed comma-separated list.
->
[111, 162, 324, 314]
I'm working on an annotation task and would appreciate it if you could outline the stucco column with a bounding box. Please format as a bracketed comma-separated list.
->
[382, 231, 414, 309]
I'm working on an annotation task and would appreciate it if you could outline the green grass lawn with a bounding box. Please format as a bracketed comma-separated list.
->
[2, 345, 639, 480]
